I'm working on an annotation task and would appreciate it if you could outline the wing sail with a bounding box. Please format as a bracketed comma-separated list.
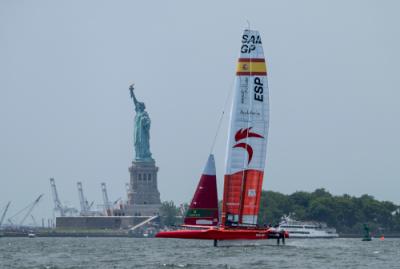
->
[221, 30, 269, 227]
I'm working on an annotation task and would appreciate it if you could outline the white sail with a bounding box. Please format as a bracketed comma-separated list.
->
[222, 29, 269, 226]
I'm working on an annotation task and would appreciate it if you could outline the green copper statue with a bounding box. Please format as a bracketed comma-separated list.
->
[129, 84, 153, 162]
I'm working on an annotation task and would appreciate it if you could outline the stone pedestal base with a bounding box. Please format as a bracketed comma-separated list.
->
[125, 160, 161, 216]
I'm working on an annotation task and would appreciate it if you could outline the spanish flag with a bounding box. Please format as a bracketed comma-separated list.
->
[236, 58, 267, 76]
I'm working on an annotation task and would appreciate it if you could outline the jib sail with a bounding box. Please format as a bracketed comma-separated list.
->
[184, 154, 219, 226]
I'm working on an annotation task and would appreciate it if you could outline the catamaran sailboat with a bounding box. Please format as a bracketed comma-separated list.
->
[156, 29, 288, 245]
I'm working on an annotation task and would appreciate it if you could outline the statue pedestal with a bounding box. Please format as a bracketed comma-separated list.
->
[125, 160, 161, 216]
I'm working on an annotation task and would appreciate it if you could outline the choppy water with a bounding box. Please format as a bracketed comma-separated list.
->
[0, 237, 399, 269]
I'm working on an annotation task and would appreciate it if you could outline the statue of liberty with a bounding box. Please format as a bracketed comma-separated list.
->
[129, 84, 153, 162]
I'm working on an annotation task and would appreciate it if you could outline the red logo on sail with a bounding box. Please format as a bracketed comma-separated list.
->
[233, 127, 264, 164]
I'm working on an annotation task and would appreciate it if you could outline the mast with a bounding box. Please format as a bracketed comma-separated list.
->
[221, 29, 269, 227]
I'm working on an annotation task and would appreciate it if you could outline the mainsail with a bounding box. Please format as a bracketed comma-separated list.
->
[184, 154, 219, 226]
[222, 30, 269, 227]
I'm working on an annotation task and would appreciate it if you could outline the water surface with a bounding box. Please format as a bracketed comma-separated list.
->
[1, 237, 399, 268]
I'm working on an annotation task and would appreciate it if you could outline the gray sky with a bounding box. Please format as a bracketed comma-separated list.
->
[1, 0, 399, 222]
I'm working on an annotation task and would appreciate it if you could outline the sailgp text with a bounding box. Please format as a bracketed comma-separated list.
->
[241, 34, 262, 53]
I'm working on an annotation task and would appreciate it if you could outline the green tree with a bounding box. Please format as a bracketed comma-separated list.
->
[258, 191, 292, 225]
[160, 201, 179, 227]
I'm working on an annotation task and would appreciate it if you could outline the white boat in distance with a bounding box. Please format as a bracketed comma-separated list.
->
[279, 216, 338, 238]
[28, 233, 36, 238]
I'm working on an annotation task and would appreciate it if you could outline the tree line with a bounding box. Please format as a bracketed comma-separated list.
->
[160, 188, 400, 234]
[259, 189, 400, 234]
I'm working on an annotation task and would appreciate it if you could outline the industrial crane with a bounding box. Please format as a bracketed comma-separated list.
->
[126, 182, 133, 202]
[0, 201, 11, 227]
[50, 178, 65, 216]
[30, 215, 38, 227]
[7, 194, 43, 227]
[77, 182, 94, 216]
[49, 178, 78, 217]
[101, 183, 112, 216]
[20, 194, 43, 226]
[77, 182, 87, 215]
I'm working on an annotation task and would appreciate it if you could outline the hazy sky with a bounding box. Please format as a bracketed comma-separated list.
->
[1, 0, 399, 223]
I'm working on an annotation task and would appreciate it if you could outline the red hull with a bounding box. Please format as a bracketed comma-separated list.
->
[156, 227, 288, 241]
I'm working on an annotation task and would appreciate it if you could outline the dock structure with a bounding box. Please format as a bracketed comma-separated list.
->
[56, 216, 157, 230]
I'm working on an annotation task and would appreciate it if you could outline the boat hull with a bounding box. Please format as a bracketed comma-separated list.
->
[156, 227, 288, 240]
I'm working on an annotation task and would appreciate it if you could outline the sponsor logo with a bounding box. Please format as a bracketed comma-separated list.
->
[196, 219, 213, 225]
[248, 189, 256, 197]
[233, 127, 264, 164]
[240, 110, 260, 116]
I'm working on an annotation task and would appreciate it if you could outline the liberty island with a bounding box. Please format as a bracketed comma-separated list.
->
[53, 84, 162, 230]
